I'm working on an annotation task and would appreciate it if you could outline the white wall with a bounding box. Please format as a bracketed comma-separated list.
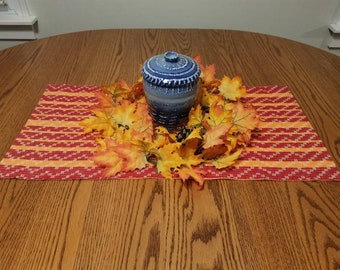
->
[1, 0, 340, 56]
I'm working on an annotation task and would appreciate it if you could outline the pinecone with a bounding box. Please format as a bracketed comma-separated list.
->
[176, 126, 193, 142]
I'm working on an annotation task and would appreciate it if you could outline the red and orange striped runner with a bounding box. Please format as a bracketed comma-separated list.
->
[0, 84, 339, 181]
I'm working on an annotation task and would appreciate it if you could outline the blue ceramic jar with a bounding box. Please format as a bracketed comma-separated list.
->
[142, 51, 201, 131]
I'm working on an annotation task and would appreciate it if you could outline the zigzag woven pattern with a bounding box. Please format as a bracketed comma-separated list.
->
[0, 84, 339, 181]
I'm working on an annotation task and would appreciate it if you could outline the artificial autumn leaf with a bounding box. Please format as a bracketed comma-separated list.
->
[102, 81, 131, 101]
[180, 151, 204, 169]
[202, 144, 228, 160]
[204, 101, 233, 128]
[195, 55, 216, 83]
[135, 140, 158, 165]
[187, 105, 204, 128]
[80, 110, 116, 137]
[91, 90, 115, 111]
[200, 87, 221, 109]
[182, 127, 202, 143]
[232, 101, 260, 133]
[179, 133, 204, 168]
[131, 81, 145, 100]
[203, 124, 231, 149]
[156, 143, 184, 179]
[153, 126, 175, 149]
[211, 149, 243, 169]
[113, 141, 149, 171]
[225, 134, 239, 152]
[96, 138, 107, 151]
[202, 64, 216, 84]
[237, 129, 252, 145]
[93, 138, 149, 177]
[130, 101, 154, 141]
[112, 128, 134, 144]
[93, 150, 123, 177]
[111, 100, 137, 128]
[218, 76, 247, 101]
[177, 166, 207, 186]
[92, 138, 123, 176]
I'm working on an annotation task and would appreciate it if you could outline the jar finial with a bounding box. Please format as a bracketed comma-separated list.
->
[164, 51, 179, 62]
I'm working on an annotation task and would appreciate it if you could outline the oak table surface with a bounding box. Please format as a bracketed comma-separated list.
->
[0, 29, 339, 269]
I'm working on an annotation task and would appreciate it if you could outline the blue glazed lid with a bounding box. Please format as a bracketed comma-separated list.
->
[142, 51, 201, 87]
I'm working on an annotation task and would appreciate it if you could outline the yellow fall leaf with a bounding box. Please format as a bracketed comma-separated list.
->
[200, 88, 221, 108]
[187, 105, 204, 128]
[157, 143, 184, 179]
[183, 127, 202, 142]
[211, 149, 243, 169]
[114, 142, 149, 171]
[179, 133, 203, 167]
[153, 126, 175, 149]
[111, 100, 137, 128]
[204, 101, 233, 128]
[80, 110, 116, 137]
[102, 81, 132, 100]
[96, 138, 107, 151]
[218, 75, 247, 101]
[225, 134, 239, 152]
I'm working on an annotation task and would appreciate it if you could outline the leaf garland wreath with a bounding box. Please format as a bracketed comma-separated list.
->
[80, 56, 261, 186]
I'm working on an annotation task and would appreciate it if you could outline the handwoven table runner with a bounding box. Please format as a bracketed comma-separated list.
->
[0, 84, 339, 181]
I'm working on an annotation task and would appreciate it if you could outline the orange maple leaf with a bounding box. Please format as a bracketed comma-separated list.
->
[93, 138, 149, 177]
[202, 144, 228, 160]
[202, 64, 216, 84]
[91, 91, 114, 111]
[237, 129, 252, 145]
[203, 124, 231, 149]
[232, 101, 260, 133]
[130, 81, 145, 100]
[114, 142, 149, 170]
[218, 76, 247, 101]
[92, 150, 124, 177]
[177, 166, 207, 186]
[130, 101, 154, 141]
[194, 55, 216, 84]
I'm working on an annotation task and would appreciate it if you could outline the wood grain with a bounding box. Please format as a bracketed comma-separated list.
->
[0, 29, 339, 269]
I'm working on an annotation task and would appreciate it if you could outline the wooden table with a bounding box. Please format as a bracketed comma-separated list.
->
[0, 29, 339, 269]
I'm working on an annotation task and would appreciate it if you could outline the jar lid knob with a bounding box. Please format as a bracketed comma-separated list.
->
[164, 51, 179, 62]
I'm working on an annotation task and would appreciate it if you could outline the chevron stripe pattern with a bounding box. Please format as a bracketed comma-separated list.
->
[0, 84, 339, 181]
